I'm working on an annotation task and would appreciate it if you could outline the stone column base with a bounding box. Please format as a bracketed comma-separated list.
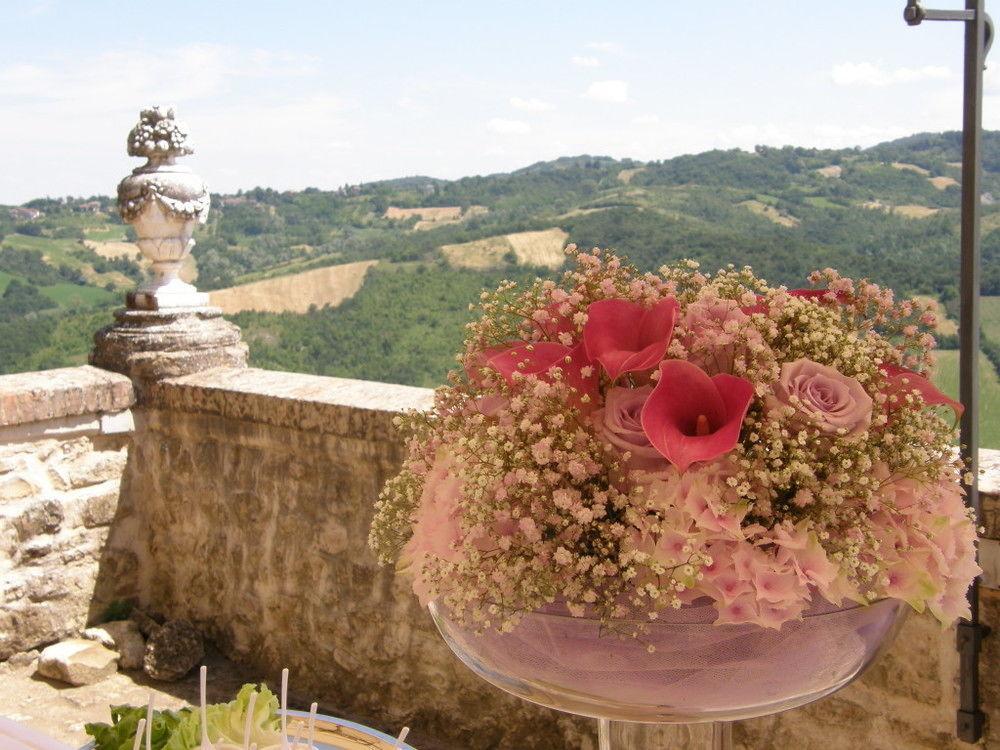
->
[90, 307, 248, 387]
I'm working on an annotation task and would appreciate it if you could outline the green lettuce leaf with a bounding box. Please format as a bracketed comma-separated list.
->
[84, 705, 192, 750]
[165, 683, 282, 750]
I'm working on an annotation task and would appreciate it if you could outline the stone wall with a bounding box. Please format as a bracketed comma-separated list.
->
[124, 366, 1000, 750]
[130, 368, 592, 750]
[0, 366, 135, 659]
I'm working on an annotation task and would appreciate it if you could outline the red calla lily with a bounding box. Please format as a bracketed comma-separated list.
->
[641, 359, 754, 473]
[882, 363, 964, 421]
[583, 298, 679, 382]
[488, 341, 598, 405]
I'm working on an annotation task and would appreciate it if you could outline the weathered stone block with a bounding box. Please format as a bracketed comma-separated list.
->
[36, 638, 118, 685]
[81, 485, 120, 528]
[84, 620, 145, 671]
[0, 366, 134, 427]
[13, 499, 63, 540]
[66, 450, 127, 489]
[0, 474, 40, 501]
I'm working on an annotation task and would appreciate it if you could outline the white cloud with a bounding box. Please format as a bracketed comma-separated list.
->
[487, 118, 531, 135]
[509, 97, 553, 112]
[571, 55, 601, 68]
[587, 41, 622, 55]
[632, 114, 660, 125]
[583, 80, 629, 103]
[831, 62, 950, 87]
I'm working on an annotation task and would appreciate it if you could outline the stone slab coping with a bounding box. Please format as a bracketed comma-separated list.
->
[0, 366, 134, 428]
[150, 366, 433, 436]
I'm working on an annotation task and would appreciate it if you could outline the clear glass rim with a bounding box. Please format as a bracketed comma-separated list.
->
[430, 596, 897, 628]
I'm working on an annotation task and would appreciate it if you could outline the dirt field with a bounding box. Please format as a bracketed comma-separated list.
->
[928, 175, 959, 190]
[893, 204, 940, 219]
[384, 205, 488, 231]
[815, 165, 842, 178]
[84, 239, 140, 260]
[738, 200, 800, 227]
[209, 259, 378, 313]
[442, 228, 568, 270]
[891, 162, 931, 176]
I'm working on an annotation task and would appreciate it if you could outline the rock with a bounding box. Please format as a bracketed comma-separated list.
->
[130, 609, 161, 637]
[36, 638, 118, 685]
[83, 620, 145, 670]
[143, 619, 203, 681]
[6, 649, 39, 667]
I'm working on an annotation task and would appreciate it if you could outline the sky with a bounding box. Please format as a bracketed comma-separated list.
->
[0, 0, 997, 204]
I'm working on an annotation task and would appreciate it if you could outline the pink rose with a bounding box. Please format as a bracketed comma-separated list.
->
[771, 358, 873, 439]
[591, 386, 668, 472]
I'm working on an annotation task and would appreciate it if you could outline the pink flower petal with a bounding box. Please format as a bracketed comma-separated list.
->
[641, 360, 754, 473]
[583, 298, 678, 381]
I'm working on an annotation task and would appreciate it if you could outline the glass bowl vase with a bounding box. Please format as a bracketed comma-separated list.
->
[429, 597, 906, 746]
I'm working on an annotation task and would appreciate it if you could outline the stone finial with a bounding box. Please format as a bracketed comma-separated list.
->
[127, 106, 194, 161]
[91, 108, 247, 387]
[117, 106, 210, 309]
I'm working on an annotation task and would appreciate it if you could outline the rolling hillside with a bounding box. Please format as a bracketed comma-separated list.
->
[2, 130, 1000, 445]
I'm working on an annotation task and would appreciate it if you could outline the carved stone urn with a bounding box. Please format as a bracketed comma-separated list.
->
[117, 106, 210, 309]
[91, 106, 247, 388]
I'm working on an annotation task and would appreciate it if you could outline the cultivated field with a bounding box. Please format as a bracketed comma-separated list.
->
[384, 205, 488, 230]
[860, 201, 939, 219]
[441, 228, 568, 270]
[932, 349, 1000, 449]
[893, 204, 940, 219]
[928, 175, 959, 190]
[891, 162, 931, 176]
[738, 200, 800, 227]
[84, 239, 140, 260]
[209, 260, 378, 314]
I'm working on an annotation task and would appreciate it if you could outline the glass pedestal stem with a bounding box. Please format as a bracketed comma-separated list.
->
[595, 719, 734, 749]
[712, 722, 733, 750]
[598, 718, 611, 750]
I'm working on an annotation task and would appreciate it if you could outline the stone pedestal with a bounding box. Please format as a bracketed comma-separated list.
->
[90, 307, 247, 387]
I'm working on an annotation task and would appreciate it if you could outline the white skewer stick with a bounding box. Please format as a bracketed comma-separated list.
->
[131, 719, 146, 750]
[145, 695, 154, 750]
[200, 665, 212, 750]
[306, 702, 318, 750]
[242, 691, 258, 750]
[394, 726, 410, 749]
[280, 668, 289, 749]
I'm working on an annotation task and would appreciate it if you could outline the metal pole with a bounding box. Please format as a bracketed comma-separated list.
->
[903, 1, 992, 742]
[956, 0, 987, 740]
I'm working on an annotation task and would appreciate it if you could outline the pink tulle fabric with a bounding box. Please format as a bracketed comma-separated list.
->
[430, 597, 905, 723]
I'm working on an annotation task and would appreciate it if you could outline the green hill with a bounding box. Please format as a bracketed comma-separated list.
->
[2, 130, 999, 446]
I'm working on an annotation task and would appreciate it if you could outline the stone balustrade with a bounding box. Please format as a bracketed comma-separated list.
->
[1, 362, 999, 749]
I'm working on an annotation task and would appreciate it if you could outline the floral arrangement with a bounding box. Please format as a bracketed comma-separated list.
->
[369, 247, 980, 634]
